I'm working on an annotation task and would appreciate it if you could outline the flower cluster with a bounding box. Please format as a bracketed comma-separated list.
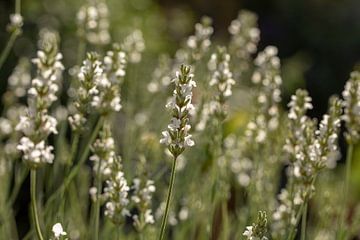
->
[223, 135, 253, 187]
[68, 52, 103, 131]
[7, 13, 23, 34]
[147, 54, 172, 93]
[5, 58, 31, 99]
[287, 92, 342, 186]
[16, 31, 63, 168]
[51, 223, 67, 240]
[0, 58, 31, 163]
[245, 46, 282, 144]
[69, 48, 125, 130]
[176, 16, 213, 65]
[228, 10, 260, 75]
[103, 155, 130, 224]
[89, 125, 116, 178]
[103, 43, 127, 85]
[243, 211, 269, 240]
[208, 46, 235, 119]
[131, 178, 156, 231]
[271, 189, 299, 239]
[342, 71, 360, 144]
[92, 45, 126, 114]
[77, 0, 110, 45]
[121, 30, 145, 63]
[284, 89, 313, 163]
[160, 65, 196, 158]
[272, 90, 342, 238]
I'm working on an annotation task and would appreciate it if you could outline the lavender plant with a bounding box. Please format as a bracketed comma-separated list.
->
[0, 3, 359, 240]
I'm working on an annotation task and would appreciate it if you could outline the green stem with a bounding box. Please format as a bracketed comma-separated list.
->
[340, 144, 354, 237]
[67, 133, 80, 166]
[30, 170, 44, 240]
[93, 157, 103, 240]
[45, 117, 104, 212]
[287, 202, 305, 240]
[8, 166, 29, 207]
[0, 31, 19, 72]
[15, 0, 21, 13]
[301, 203, 308, 240]
[158, 156, 177, 240]
[77, 38, 86, 65]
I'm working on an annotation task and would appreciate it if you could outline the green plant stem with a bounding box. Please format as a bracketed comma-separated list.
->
[77, 38, 86, 65]
[67, 133, 80, 166]
[158, 156, 177, 240]
[45, 117, 104, 212]
[16, 0, 21, 13]
[0, 31, 19, 72]
[301, 203, 308, 240]
[30, 170, 44, 240]
[340, 144, 354, 238]
[287, 202, 305, 240]
[8, 166, 29, 207]
[0, 0, 22, 72]
[93, 157, 103, 240]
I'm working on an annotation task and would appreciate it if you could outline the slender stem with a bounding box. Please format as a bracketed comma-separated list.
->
[8, 166, 29, 207]
[45, 117, 104, 212]
[15, 0, 21, 13]
[30, 170, 44, 240]
[0, 0, 22, 72]
[221, 201, 229, 240]
[340, 144, 354, 237]
[0, 31, 19, 72]
[287, 202, 305, 240]
[67, 133, 80, 166]
[77, 38, 86, 65]
[94, 157, 103, 240]
[158, 156, 177, 240]
[301, 203, 308, 240]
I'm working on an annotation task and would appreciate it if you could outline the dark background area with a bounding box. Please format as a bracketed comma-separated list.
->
[158, 0, 360, 117]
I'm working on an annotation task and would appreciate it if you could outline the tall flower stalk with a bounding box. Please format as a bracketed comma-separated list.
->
[340, 71, 360, 238]
[16, 30, 63, 240]
[159, 65, 196, 240]
[0, 0, 23, 71]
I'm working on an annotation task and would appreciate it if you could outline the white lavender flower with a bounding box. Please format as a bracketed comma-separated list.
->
[228, 10, 260, 75]
[77, 0, 110, 45]
[89, 125, 116, 177]
[271, 189, 299, 239]
[16, 31, 63, 168]
[6, 58, 31, 98]
[7, 13, 23, 34]
[284, 89, 313, 162]
[68, 52, 102, 131]
[103, 43, 127, 85]
[272, 91, 342, 238]
[51, 223, 67, 240]
[121, 30, 145, 63]
[17, 138, 54, 164]
[175, 16, 213, 65]
[245, 46, 282, 144]
[91, 45, 126, 114]
[342, 71, 360, 144]
[103, 155, 130, 224]
[131, 178, 156, 231]
[243, 211, 268, 240]
[147, 54, 172, 93]
[224, 135, 253, 187]
[160, 65, 196, 158]
[208, 47, 235, 119]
